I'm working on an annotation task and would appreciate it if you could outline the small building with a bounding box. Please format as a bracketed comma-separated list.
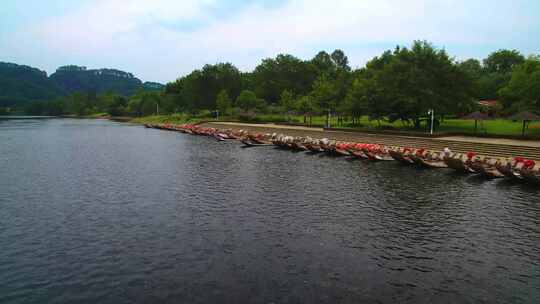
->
[477, 100, 501, 116]
[478, 100, 499, 108]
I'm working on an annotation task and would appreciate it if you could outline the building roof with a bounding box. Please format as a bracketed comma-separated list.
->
[478, 100, 499, 107]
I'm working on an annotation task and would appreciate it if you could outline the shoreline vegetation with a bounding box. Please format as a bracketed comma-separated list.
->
[3, 41, 540, 138]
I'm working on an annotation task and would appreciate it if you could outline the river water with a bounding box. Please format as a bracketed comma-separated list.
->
[0, 119, 538, 303]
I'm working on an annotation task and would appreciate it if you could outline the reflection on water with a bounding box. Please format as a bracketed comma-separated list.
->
[0, 119, 539, 303]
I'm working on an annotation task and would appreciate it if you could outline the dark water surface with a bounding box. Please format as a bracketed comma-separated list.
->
[1, 119, 539, 303]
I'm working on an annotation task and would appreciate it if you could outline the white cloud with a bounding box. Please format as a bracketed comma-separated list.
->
[34, 0, 216, 52]
[7, 0, 539, 82]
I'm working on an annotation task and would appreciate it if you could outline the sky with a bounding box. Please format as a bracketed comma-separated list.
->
[1, 0, 539, 83]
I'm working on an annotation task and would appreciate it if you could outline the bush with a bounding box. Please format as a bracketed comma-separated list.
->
[196, 109, 215, 119]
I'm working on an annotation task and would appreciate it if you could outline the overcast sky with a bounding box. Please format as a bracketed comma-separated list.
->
[1, 0, 539, 83]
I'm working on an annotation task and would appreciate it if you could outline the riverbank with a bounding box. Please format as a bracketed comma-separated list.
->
[200, 121, 540, 160]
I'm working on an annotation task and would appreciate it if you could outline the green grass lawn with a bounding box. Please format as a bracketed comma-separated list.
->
[248, 115, 540, 137]
[433, 119, 540, 136]
[130, 114, 202, 125]
[131, 113, 540, 137]
[350, 116, 538, 135]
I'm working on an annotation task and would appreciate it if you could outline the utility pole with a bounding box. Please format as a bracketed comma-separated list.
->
[156, 103, 159, 115]
[326, 109, 331, 128]
[428, 109, 434, 135]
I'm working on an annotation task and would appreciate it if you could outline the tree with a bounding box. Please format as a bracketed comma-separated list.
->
[216, 89, 232, 116]
[477, 72, 510, 100]
[159, 93, 180, 114]
[127, 91, 161, 116]
[166, 63, 242, 111]
[311, 75, 338, 127]
[252, 54, 318, 104]
[279, 89, 295, 121]
[342, 78, 370, 125]
[127, 98, 142, 116]
[66, 92, 89, 116]
[458, 58, 484, 99]
[106, 95, 127, 116]
[309, 50, 352, 124]
[471, 50, 527, 106]
[311, 51, 335, 76]
[483, 49, 525, 74]
[499, 56, 540, 112]
[236, 90, 259, 113]
[458, 58, 483, 79]
[141, 92, 161, 115]
[295, 95, 316, 125]
[331, 49, 350, 71]
[357, 41, 474, 129]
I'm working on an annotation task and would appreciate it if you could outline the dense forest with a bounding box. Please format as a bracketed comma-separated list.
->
[0, 62, 64, 106]
[49, 65, 143, 96]
[0, 62, 163, 109]
[2, 41, 539, 126]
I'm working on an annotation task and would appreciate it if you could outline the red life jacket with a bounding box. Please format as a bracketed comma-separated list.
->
[524, 159, 535, 169]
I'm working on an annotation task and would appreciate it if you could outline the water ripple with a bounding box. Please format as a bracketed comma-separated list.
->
[0, 119, 539, 304]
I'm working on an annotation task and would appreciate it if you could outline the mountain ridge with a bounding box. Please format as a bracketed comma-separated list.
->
[0, 62, 164, 106]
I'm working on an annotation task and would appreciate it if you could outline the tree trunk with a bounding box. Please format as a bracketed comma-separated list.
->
[414, 118, 421, 129]
[326, 112, 329, 128]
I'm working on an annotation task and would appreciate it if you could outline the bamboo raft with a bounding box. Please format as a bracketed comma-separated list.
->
[144, 123, 540, 184]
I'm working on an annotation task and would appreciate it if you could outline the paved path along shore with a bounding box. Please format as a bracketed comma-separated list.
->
[201, 122, 540, 160]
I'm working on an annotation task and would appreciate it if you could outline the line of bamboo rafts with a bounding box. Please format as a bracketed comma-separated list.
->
[145, 123, 540, 184]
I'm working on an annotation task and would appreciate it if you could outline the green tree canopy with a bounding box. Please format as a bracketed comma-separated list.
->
[166, 63, 242, 111]
[252, 54, 318, 104]
[295, 95, 317, 124]
[355, 41, 474, 127]
[216, 89, 232, 115]
[331, 49, 350, 71]
[483, 49, 525, 74]
[311, 51, 335, 76]
[279, 89, 295, 112]
[236, 90, 259, 113]
[127, 90, 161, 116]
[499, 56, 540, 112]
[342, 77, 371, 124]
[296, 95, 316, 114]
[311, 75, 338, 112]
[311, 75, 338, 126]
[111, 96, 128, 116]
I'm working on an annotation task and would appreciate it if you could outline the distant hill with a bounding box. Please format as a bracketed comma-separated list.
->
[50, 65, 143, 96]
[0, 62, 163, 106]
[143, 81, 166, 91]
[0, 62, 64, 106]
